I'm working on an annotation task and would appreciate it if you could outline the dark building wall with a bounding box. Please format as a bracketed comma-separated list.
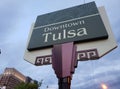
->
[0, 75, 2, 80]
[4, 68, 26, 82]
[0, 75, 21, 89]
[0, 68, 38, 89]
[25, 76, 32, 83]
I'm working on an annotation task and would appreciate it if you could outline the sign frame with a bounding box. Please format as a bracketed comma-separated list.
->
[24, 6, 117, 66]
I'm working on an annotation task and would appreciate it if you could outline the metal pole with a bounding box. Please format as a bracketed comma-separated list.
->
[58, 77, 71, 89]
[52, 42, 77, 89]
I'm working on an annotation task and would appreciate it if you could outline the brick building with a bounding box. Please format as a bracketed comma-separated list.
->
[0, 68, 36, 89]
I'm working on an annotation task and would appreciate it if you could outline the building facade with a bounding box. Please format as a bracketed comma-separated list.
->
[3, 68, 26, 82]
[0, 68, 36, 89]
[0, 75, 21, 89]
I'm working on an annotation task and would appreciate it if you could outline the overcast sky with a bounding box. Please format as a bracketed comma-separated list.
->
[0, 0, 120, 89]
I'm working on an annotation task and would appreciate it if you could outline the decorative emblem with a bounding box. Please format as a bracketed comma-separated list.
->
[35, 55, 52, 66]
[77, 49, 99, 61]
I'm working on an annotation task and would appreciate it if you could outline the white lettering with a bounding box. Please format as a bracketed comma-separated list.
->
[77, 28, 87, 36]
[43, 20, 85, 32]
[67, 30, 76, 38]
[63, 29, 66, 39]
[53, 33, 62, 41]
[43, 32, 52, 42]
[43, 27, 88, 42]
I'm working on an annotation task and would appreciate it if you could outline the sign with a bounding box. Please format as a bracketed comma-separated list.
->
[27, 2, 108, 51]
[76, 6, 117, 61]
[24, 4, 117, 66]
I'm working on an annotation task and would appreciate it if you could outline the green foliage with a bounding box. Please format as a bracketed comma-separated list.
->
[14, 82, 38, 89]
[38, 80, 43, 88]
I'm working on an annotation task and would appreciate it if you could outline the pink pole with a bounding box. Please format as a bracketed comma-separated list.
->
[52, 42, 77, 89]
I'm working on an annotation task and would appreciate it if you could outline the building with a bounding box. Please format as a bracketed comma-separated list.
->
[0, 68, 26, 89]
[26, 76, 38, 84]
[0, 75, 2, 80]
[3, 68, 26, 82]
[0, 68, 37, 89]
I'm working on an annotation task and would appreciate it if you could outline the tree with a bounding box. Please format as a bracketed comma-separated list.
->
[14, 80, 43, 89]
[38, 80, 43, 88]
[14, 82, 38, 89]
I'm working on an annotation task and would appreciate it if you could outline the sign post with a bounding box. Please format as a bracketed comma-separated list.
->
[52, 42, 77, 89]
[24, 2, 117, 89]
[58, 77, 71, 89]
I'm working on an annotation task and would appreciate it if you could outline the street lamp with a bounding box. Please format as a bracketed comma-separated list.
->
[101, 84, 108, 89]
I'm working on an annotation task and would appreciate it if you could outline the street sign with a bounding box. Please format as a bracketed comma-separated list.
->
[24, 24, 52, 65]
[27, 2, 108, 51]
[24, 4, 117, 66]
[76, 6, 117, 61]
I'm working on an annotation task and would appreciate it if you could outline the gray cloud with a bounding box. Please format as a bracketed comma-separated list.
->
[0, 0, 120, 89]
[0, 0, 23, 43]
